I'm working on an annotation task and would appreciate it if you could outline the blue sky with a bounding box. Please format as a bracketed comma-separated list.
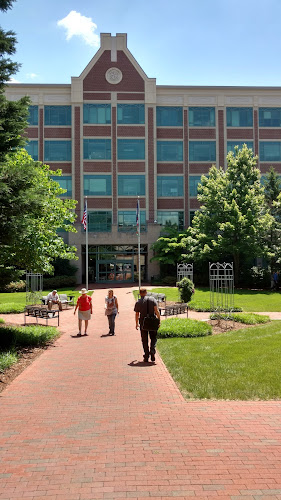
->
[2, 0, 281, 87]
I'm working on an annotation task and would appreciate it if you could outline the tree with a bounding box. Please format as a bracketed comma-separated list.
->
[0, 149, 77, 276]
[150, 225, 188, 269]
[263, 167, 281, 270]
[264, 167, 281, 208]
[187, 145, 272, 284]
[0, 0, 30, 160]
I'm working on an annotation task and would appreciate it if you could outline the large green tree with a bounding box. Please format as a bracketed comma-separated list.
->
[263, 167, 281, 269]
[0, 149, 77, 274]
[186, 145, 272, 284]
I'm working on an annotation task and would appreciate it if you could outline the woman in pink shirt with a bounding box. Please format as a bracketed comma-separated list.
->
[74, 288, 92, 336]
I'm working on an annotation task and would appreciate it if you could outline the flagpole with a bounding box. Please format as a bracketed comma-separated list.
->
[85, 196, 89, 291]
[137, 196, 141, 292]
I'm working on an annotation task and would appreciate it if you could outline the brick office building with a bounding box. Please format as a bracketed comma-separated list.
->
[6, 33, 281, 284]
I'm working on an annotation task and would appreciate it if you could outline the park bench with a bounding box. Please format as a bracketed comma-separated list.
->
[41, 294, 74, 309]
[159, 303, 188, 317]
[147, 292, 166, 305]
[24, 306, 60, 326]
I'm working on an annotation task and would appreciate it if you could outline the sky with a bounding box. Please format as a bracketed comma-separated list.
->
[2, 0, 281, 87]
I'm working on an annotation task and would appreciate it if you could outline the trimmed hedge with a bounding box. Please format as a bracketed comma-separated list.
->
[189, 302, 243, 312]
[210, 312, 270, 325]
[158, 317, 212, 338]
[0, 325, 59, 349]
[43, 275, 76, 290]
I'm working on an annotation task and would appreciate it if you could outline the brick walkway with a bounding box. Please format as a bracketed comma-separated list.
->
[0, 287, 281, 500]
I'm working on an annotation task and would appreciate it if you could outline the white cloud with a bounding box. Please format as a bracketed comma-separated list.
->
[9, 77, 20, 83]
[57, 10, 99, 47]
[26, 73, 39, 79]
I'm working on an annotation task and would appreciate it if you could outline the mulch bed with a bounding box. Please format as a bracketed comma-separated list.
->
[0, 345, 47, 394]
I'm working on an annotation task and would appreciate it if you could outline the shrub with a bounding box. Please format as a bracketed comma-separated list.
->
[210, 312, 270, 324]
[0, 351, 18, 371]
[4, 280, 26, 293]
[162, 276, 177, 286]
[189, 302, 243, 313]
[177, 277, 195, 303]
[0, 325, 59, 349]
[0, 318, 4, 324]
[0, 303, 25, 314]
[158, 317, 212, 338]
[43, 275, 76, 290]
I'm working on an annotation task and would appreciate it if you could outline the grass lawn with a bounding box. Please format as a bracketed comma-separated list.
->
[157, 320, 281, 400]
[149, 287, 281, 312]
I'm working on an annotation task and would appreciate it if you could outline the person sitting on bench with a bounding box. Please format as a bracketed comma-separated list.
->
[46, 290, 62, 311]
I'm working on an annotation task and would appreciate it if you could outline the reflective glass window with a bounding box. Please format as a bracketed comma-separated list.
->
[189, 210, 197, 226]
[117, 104, 144, 124]
[156, 107, 183, 127]
[83, 104, 111, 124]
[189, 141, 216, 161]
[118, 175, 145, 196]
[25, 140, 38, 161]
[88, 211, 112, 232]
[226, 107, 253, 127]
[157, 211, 184, 231]
[44, 106, 71, 126]
[227, 141, 254, 153]
[44, 141, 71, 161]
[28, 106, 38, 126]
[157, 141, 183, 161]
[259, 142, 281, 161]
[117, 139, 145, 160]
[84, 175, 111, 196]
[51, 175, 72, 197]
[259, 108, 281, 127]
[83, 139, 111, 160]
[157, 176, 183, 197]
[118, 211, 146, 232]
[189, 176, 203, 197]
[189, 107, 215, 127]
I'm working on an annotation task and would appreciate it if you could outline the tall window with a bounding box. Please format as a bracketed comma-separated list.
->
[88, 211, 112, 232]
[156, 107, 183, 127]
[189, 107, 215, 127]
[25, 140, 38, 161]
[189, 141, 216, 162]
[259, 142, 281, 162]
[117, 139, 145, 160]
[189, 210, 197, 226]
[83, 104, 111, 124]
[83, 139, 111, 160]
[28, 106, 38, 126]
[118, 211, 146, 232]
[259, 108, 281, 127]
[51, 176, 72, 197]
[118, 175, 145, 196]
[226, 107, 253, 127]
[84, 175, 111, 196]
[157, 176, 183, 197]
[44, 106, 71, 126]
[157, 141, 183, 161]
[44, 141, 71, 161]
[117, 104, 144, 124]
[157, 211, 184, 231]
[189, 176, 203, 197]
[227, 141, 254, 153]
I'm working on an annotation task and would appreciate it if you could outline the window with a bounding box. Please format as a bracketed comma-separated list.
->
[226, 107, 253, 127]
[84, 175, 111, 196]
[25, 140, 38, 161]
[28, 106, 38, 126]
[156, 107, 183, 127]
[189, 141, 216, 162]
[44, 106, 71, 126]
[118, 175, 145, 196]
[157, 211, 184, 231]
[189, 176, 203, 197]
[157, 141, 183, 161]
[51, 175, 72, 197]
[117, 104, 144, 124]
[83, 104, 111, 124]
[88, 211, 112, 232]
[157, 176, 183, 197]
[189, 210, 197, 226]
[259, 142, 281, 162]
[189, 107, 215, 127]
[118, 211, 146, 232]
[117, 139, 145, 160]
[44, 141, 71, 161]
[227, 141, 254, 153]
[83, 139, 111, 160]
[259, 108, 281, 127]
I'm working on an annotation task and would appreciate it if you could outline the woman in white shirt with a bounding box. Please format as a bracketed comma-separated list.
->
[105, 289, 119, 335]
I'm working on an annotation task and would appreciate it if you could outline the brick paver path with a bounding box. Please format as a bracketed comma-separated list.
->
[0, 286, 281, 500]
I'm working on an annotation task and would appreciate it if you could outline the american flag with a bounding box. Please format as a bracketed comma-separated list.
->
[81, 202, 87, 230]
[136, 199, 140, 233]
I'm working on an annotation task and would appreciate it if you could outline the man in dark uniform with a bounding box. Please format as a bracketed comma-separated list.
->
[134, 287, 161, 362]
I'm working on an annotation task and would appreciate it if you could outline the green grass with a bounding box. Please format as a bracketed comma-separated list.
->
[157, 321, 281, 400]
[0, 288, 89, 314]
[0, 350, 18, 371]
[210, 312, 270, 324]
[158, 317, 212, 338]
[146, 287, 281, 312]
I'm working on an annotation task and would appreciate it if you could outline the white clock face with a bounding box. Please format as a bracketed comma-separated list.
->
[105, 67, 123, 84]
